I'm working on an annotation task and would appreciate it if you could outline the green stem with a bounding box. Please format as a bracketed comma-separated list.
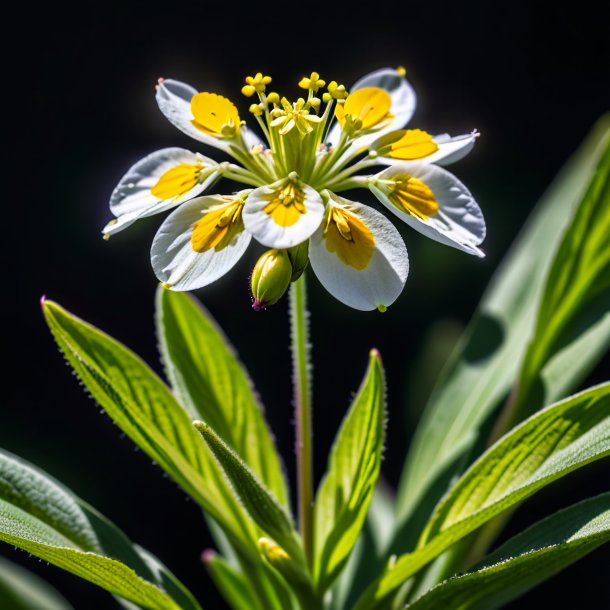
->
[290, 275, 313, 567]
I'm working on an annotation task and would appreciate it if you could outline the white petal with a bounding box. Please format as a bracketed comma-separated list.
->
[151, 196, 251, 291]
[156, 79, 230, 152]
[241, 126, 264, 150]
[104, 148, 219, 237]
[370, 163, 486, 257]
[375, 131, 479, 167]
[327, 67, 417, 148]
[309, 194, 409, 311]
[242, 180, 324, 248]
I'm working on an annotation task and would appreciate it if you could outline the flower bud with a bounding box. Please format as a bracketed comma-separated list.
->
[251, 249, 292, 310]
[287, 241, 309, 282]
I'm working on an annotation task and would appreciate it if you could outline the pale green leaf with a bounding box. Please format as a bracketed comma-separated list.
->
[394, 116, 610, 549]
[156, 288, 288, 507]
[0, 556, 74, 610]
[193, 421, 305, 567]
[330, 484, 396, 610]
[203, 551, 263, 610]
[0, 449, 201, 610]
[313, 350, 385, 592]
[354, 382, 610, 609]
[511, 134, 610, 423]
[407, 494, 610, 610]
[42, 300, 259, 558]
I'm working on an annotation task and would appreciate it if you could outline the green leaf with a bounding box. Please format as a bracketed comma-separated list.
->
[0, 557, 75, 610]
[354, 382, 610, 609]
[42, 299, 258, 558]
[203, 551, 263, 610]
[394, 116, 610, 549]
[330, 484, 396, 610]
[156, 288, 288, 507]
[510, 132, 610, 424]
[193, 421, 305, 567]
[313, 349, 386, 592]
[0, 449, 201, 610]
[406, 494, 610, 610]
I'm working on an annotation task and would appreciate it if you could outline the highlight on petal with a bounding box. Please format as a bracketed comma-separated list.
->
[242, 173, 324, 248]
[369, 163, 486, 256]
[309, 192, 409, 311]
[371, 130, 479, 166]
[328, 66, 416, 147]
[155, 79, 232, 150]
[103, 148, 219, 237]
[151, 193, 251, 291]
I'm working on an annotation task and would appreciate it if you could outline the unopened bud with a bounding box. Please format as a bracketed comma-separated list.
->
[287, 241, 309, 282]
[251, 249, 292, 310]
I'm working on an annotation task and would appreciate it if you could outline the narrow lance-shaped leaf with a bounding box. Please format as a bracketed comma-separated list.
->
[313, 349, 386, 593]
[354, 382, 610, 609]
[194, 421, 306, 568]
[393, 118, 610, 550]
[202, 550, 264, 610]
[0, 449, 201, 610]
[156, 288, 288, 507]
[406, 493, 610, 610]
[42, 299, 260, 559]
[0, 556, 75, 610]
[508, 132, 610, 425]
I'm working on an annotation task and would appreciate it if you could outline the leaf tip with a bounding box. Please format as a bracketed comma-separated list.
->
[369, 347, 382, 361]
[201, 549, 217, 566]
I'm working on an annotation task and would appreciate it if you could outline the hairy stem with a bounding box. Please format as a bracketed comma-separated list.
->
[290, 274, 313, 566]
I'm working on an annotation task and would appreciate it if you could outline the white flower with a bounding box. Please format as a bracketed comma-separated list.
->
[105, 67, 485, 311]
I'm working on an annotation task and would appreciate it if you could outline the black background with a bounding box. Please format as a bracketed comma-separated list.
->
[4, 1, 609, 608]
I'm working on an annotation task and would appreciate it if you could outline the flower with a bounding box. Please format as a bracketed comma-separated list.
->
[104, 67, 485, 311]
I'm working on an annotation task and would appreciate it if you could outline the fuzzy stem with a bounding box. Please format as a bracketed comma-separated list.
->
[290, 274, 313, 566]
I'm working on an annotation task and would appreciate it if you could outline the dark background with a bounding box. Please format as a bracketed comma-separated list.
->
[4, 1, 609, 608]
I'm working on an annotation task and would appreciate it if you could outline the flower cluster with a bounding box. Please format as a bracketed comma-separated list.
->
[104, 68, 484, 311]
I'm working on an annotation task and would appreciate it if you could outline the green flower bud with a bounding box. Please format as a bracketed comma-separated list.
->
[287, 241, 309, 282]
[251, 249, 292, 311]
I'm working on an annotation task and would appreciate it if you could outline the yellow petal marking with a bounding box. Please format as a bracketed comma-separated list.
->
[263, 183, 307, 227]
[324, 206, 375, 270]
[191, 92, 240, 138]
[150, 163, 204, 200]
[389, 175, 439, 220]
[336, 87, 392, 129]
[191, 198, 244, 253]
[389, 129, 439, 160]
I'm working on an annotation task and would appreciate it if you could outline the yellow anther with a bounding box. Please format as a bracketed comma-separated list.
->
[396, 65, 407, 77]
[244, 72, 272, 93]
[377, 304, 388, 313]
[327, 81, 348, 100]
[310, 97, 321, 112]
[269, 97, 322, 136]
[266, 92, 280, 104]
[241, 85, 256, 97]
[249, 103, 264, 117]
[298, 71, 326, 92]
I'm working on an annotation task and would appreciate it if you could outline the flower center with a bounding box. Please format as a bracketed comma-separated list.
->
[389, 175, 439, 220]
[323, 206, 375, 270]
[263, 183, 307, 227]
[191, 198, 244, 252]
[191, 92, 240, 138]
[151, 163, 204, 200]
